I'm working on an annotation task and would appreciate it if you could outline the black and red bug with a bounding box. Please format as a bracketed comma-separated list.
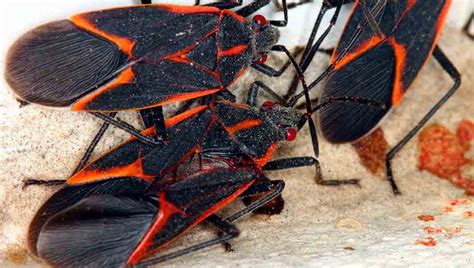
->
[25, 100, 302, 266]
[24, 59, 385, 265]
[286, 0, 461, 194]
[4, 0, 301, 144]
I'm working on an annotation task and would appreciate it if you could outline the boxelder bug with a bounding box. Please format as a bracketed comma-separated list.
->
[26, 58, 386, 266]
[287, 0, 461, 194]
[5, 0, 303, 144]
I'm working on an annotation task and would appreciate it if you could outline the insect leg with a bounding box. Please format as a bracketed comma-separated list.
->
[287, 0, 386, 106]
[71, 112, 118, 175]
[272, 0, 312, 10]
[22, 179, 66, 189]
[265, 157, 360, 186]
[205, 0, 243, 9]
[385, 46, 461, 195]
[217, 89, 237, 102]
[90, 112, 162, 146]
[139, 107, 168, 141]
[237, 0, 277, 20]
[171, 99, 199, 117]
[285, 2, 344, 100]
[247, 81, 285, 106]
[226, 178, 285, 222]
[140, 0, 152, 4]
[135, 215, 239, 267]
[462, 12, 474, 40]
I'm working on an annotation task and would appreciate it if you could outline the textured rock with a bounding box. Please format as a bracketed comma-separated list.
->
[0, 1, 473, 267]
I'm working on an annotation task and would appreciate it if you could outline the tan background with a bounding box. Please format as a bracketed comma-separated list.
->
[0, 1, 473, 266]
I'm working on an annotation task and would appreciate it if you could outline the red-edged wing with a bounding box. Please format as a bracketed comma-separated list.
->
[6, 5, 253, 111]
[31, 168, 257, 267]
[319, 0, 451, 143]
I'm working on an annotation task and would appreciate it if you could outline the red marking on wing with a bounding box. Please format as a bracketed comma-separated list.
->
[253, 142, 279, 168]
[388, 37, 407, 105]
[434, 0, 452, 45]
[219, 44, 248, 56]
[332, 36, 383, 71]
[392, 0, 452, 97]
[165, 105, 208, 128]
[71, 15, 135, 56]
[225, 119, 263, 137]
[222, 101, 251, 109]
[329, 0, 361, 62]
[68, 157, 154, 185]
[222, 9, 246, 22]
[128, 194, 186, 264]
[155, 89, 222, 107]
[128, 179, 255, 264]
[71, 67, 135, 111]
[417, 215, 435, 222]
[160, 4, 220, 14]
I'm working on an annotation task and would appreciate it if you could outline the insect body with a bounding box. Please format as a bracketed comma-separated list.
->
[5, 0, 295, 143]
[28, 97, 323, 267]
[289, 0, 461, 193]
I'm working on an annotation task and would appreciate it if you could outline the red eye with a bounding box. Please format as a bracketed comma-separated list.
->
[255, 54, 268, 64]
[262, 101, 274, 107]
[285, 128, 297, 141]
[253, 14, 267, 26]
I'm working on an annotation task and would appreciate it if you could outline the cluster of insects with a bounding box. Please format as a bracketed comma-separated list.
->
[4, 0, 461, 266]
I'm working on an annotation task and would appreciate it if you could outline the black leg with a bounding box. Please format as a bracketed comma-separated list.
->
[285, 2, 344, 100]
[251, 60, 292, 77]
[139, 107, 168, 141]
[226, 178, 285, 222]
[385, 46, 461, 195]
[135, 215, 240, 267]
[246, 81, 285, 106]
[171, 99, 199, 117]
[264, 157, 359, 186]
[462, 13, 474, 40]
[273, 0, 311, 10]
[237, 0, 287, 27]
[140, 0, 151, 4]
[287, 0, 387, 106]
[71, 112, 117, 175]
[205, 0, 243, 9]
[22, 179, 66, 189]
[217, 89, 237, 102]
[90, 112, 162, 146]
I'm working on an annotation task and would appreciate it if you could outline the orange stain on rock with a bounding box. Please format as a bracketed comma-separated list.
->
[423, 226, 442, 234]
[352, 128, 388, 175]
[417, 214, 435, 222]
[416, 236, 437, 247]
[457, 119, 474, 147]
[418, 122, 473, 195]
[462, 211, 474, 219]
[5, 244, 28, 264]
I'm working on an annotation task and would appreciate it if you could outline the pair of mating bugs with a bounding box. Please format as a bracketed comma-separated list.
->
[5, 0, 461, 266]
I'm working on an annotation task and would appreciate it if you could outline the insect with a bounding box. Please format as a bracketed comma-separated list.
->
[26, 54, 386, 265]
[287, 0, 461, 194]
[5, 0, 300, 144]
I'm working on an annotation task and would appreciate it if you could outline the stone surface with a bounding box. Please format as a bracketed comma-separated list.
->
[0, 1, 473, 267]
